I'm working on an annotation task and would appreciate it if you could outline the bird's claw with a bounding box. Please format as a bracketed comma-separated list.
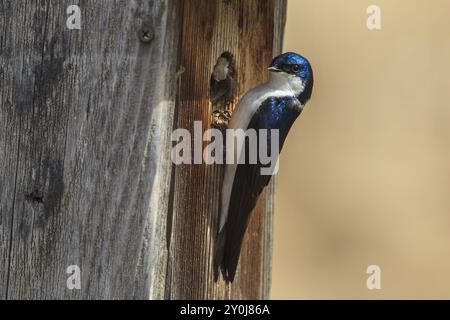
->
[212, 110, 232, 130]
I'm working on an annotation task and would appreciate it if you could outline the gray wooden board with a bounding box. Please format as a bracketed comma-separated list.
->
[0, 0, 180, 299]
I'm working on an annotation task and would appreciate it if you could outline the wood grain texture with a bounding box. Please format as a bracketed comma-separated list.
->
[166, 0, 287, 299]
[0, 0, 286, 299]
[0, 0, 180, 299]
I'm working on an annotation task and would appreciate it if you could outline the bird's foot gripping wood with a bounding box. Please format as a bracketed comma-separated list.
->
[212, 109, 232, 130]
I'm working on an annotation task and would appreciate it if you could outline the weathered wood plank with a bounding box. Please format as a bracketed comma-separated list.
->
[261, 0, 287, 299]
[0, 0, 180, 299]
[1, 0, 286, 299]
[166, 0, 287, 299]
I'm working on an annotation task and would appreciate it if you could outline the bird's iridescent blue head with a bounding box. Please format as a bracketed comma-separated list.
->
[268, 52, 314, 104]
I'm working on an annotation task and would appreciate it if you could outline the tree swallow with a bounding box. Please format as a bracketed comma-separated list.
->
[214, 52, 314, 283]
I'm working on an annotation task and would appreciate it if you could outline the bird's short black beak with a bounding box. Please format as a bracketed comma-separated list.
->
[268, 66, 282, 73]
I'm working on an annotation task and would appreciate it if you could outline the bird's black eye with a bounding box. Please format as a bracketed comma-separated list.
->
[290, 64, 302, 73]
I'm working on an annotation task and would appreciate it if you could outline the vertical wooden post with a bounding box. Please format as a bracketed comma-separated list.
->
[0, 0, 181, 299]
[166, 0, 287, 299]
[0, 0, 286, 299]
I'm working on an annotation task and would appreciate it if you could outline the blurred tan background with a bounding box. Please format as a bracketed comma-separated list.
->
[272, 0, 450, 299]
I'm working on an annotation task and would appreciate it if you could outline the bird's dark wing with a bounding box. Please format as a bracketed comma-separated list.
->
[217, 96, 303, 282]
